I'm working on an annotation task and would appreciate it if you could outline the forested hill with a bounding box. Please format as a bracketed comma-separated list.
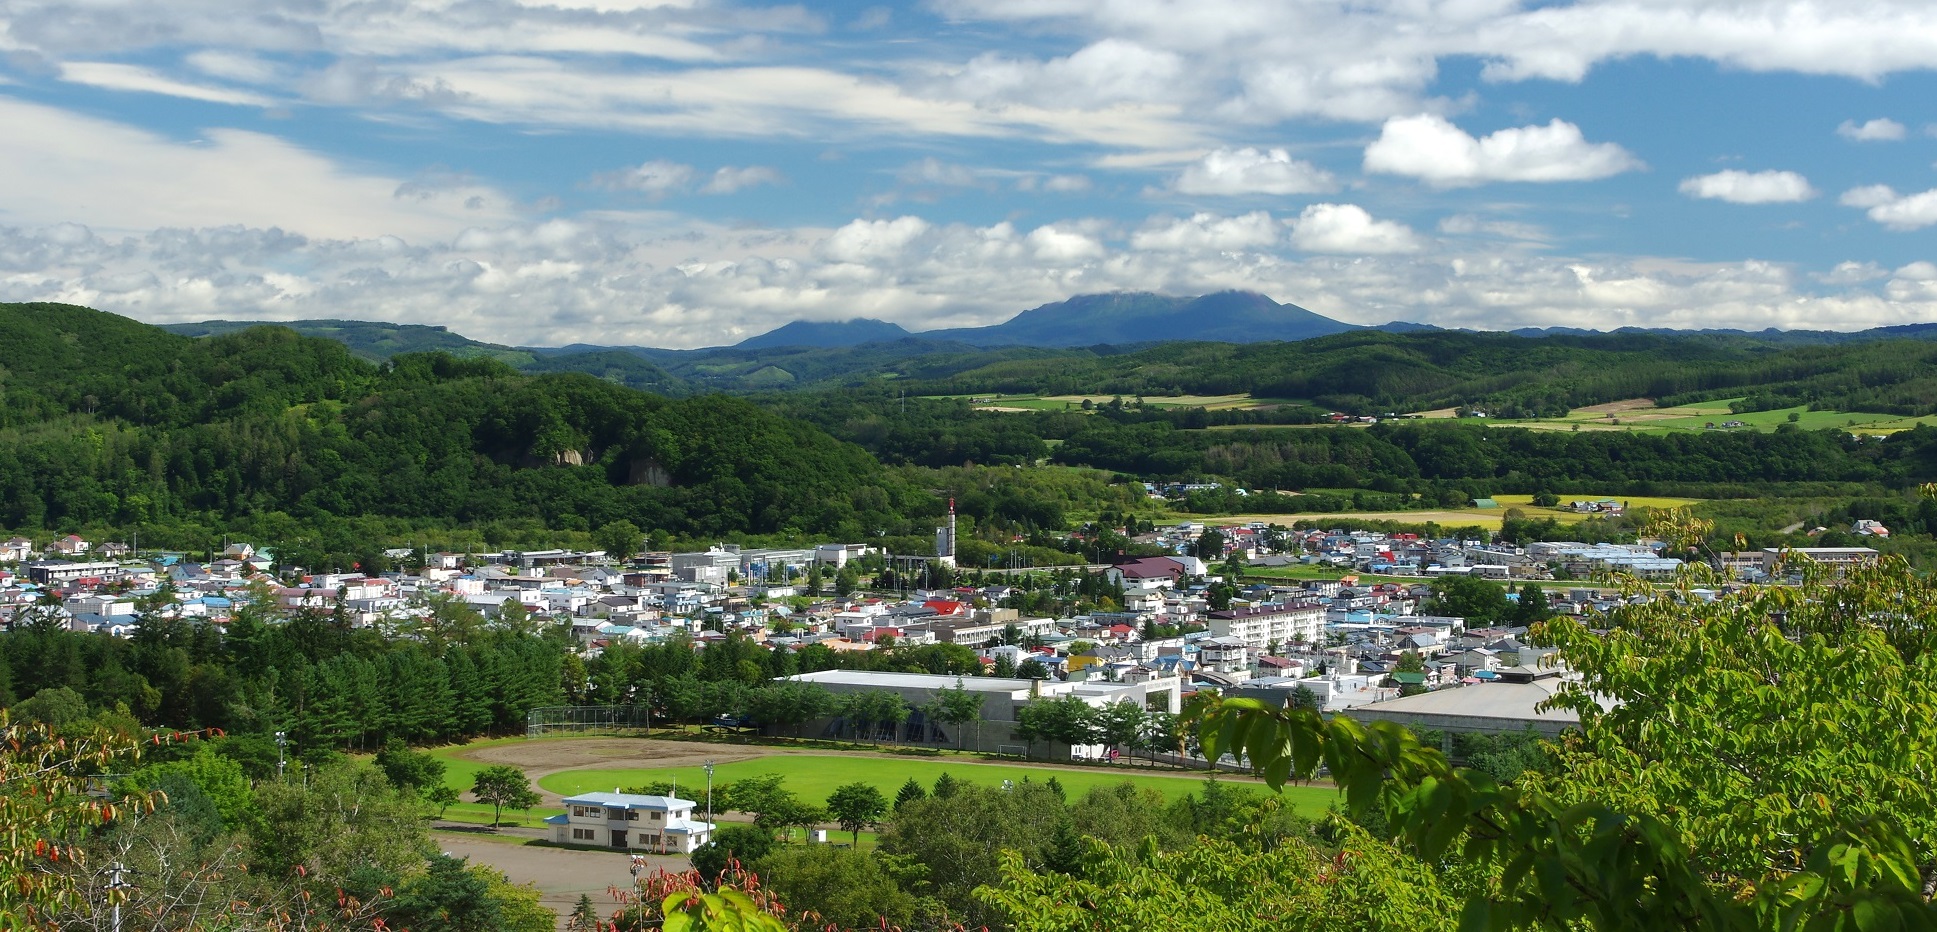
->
[163, 308, 1937, 412]
[892, 329, 1937, 417]
[0, 303, 929, 557]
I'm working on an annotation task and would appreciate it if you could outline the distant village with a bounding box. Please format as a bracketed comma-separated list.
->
[0, 518, 1882, 758]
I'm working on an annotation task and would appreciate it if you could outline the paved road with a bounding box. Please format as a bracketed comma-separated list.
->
[434, 829, 691, 930]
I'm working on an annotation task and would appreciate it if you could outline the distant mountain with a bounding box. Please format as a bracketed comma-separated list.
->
[920, 290, 1359, 346]
[734, 318, 913, 349]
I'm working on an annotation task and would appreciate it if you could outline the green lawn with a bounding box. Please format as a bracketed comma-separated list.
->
[534, 753, 1338, 816]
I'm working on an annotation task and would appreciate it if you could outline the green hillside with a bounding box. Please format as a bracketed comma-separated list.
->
[0, 303, 928, 561]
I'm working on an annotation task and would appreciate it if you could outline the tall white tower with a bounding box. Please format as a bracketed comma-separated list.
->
[935, 498, 958, 567]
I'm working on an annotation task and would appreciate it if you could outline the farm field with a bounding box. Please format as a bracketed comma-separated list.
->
[927, 392, 1307, 413]
[1417, 398, 1933, 435]
[1176, 493, 1704, 533]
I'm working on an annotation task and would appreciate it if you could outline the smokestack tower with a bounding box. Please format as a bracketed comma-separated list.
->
[935, 498, 958, 567]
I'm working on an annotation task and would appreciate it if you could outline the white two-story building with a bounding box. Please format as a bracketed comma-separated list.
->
[544, 791, 714, 853]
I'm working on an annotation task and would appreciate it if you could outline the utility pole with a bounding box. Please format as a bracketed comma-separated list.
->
[275, 730, 287, 779]
[106, 862, 131, 932]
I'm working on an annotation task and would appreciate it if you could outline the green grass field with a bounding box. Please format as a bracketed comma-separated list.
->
[534, 753, 1338, 816]
[419, 738, 1343, 826]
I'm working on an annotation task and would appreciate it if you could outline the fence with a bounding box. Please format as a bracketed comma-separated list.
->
[525, 705, 654, 737]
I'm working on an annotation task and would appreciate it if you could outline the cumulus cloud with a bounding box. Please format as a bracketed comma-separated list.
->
[820, 216, 930, 263]
[1363, 114, 1641, 187]
[1288, 203, 1422, 254]
[1131, 212, 1279, 251]
[1170, 147, 1334, 196]
[1838, 118, 1906, 141]
[1678, 170, 1816, 204]
[1841, 186, 1937, 230]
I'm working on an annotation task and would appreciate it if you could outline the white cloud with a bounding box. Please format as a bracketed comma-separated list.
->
[940, 38, 1187, 111]
[1840, 185, 1937, 229]
[1026, 224, 1105, 261]
[1678, 170, 1815, 204]
[59, 61, 275, 106]
[1840, 185, 1900, 209]
[1170, 147, 1334, 196]
[1838, 118, 1906, 141]
[1040, 174, 1092, 193]
[1363, 114, 1641, 187]
[821, 216, 930, 263]
[1814, 261, 1888, 285]
[0, 94, 512, 240]
[592, 160, 697, 199]
[1867, 192, 1937, 231]
[701, 165, 782, 194]
[1131, 211, 1279, 252]
[1288, 203, 1422, 254]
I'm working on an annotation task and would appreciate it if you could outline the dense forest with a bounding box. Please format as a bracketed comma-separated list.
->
[16, 301, 1937, 566]
[0, 303, 932, 555]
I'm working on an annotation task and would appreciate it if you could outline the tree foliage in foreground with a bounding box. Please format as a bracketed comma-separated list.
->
[1177, 556, 1937, 931]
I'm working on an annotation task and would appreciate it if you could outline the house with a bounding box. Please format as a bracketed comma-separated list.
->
[51, 535, 91, 557]
[1106, 557, 1191, 592]
[0, 538, 33, 563]
[1852, 520, 1891, 539]
[545, 791, 713, 853]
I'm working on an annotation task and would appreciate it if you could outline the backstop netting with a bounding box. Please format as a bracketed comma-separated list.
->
[526, 705, 654, 737]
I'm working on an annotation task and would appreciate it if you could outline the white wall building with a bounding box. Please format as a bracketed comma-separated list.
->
[545, 791, 714, 853]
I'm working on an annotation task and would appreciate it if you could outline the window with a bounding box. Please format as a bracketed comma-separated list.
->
[573, 806, 596, 818]
[650, 811, 662, 821]
[626, 810, 638, 821]
[572, 828, 595, 841]
[607, 808, 625, 820]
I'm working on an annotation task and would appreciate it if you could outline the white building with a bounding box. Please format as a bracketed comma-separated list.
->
[545, 791, 714, 853]
[1204, 602, 1325, 650]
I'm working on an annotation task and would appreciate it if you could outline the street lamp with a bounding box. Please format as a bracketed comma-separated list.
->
[704, 760, 715, 837]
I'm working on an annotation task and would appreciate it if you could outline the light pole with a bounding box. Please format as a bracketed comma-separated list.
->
[274, 731, 287, 779]
[703, 760, 715, 835]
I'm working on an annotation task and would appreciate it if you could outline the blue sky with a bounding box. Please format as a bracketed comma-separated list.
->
[1, 0, 1934, 348]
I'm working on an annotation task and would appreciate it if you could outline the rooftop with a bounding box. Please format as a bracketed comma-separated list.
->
[790, 669, 1037, 693]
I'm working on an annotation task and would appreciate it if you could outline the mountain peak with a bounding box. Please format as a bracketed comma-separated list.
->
[919, 290, 1357, 346]
[733, 318, 913, 350]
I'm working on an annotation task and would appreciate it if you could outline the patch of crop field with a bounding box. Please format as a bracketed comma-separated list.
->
[1409, 398, 1916, 435]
